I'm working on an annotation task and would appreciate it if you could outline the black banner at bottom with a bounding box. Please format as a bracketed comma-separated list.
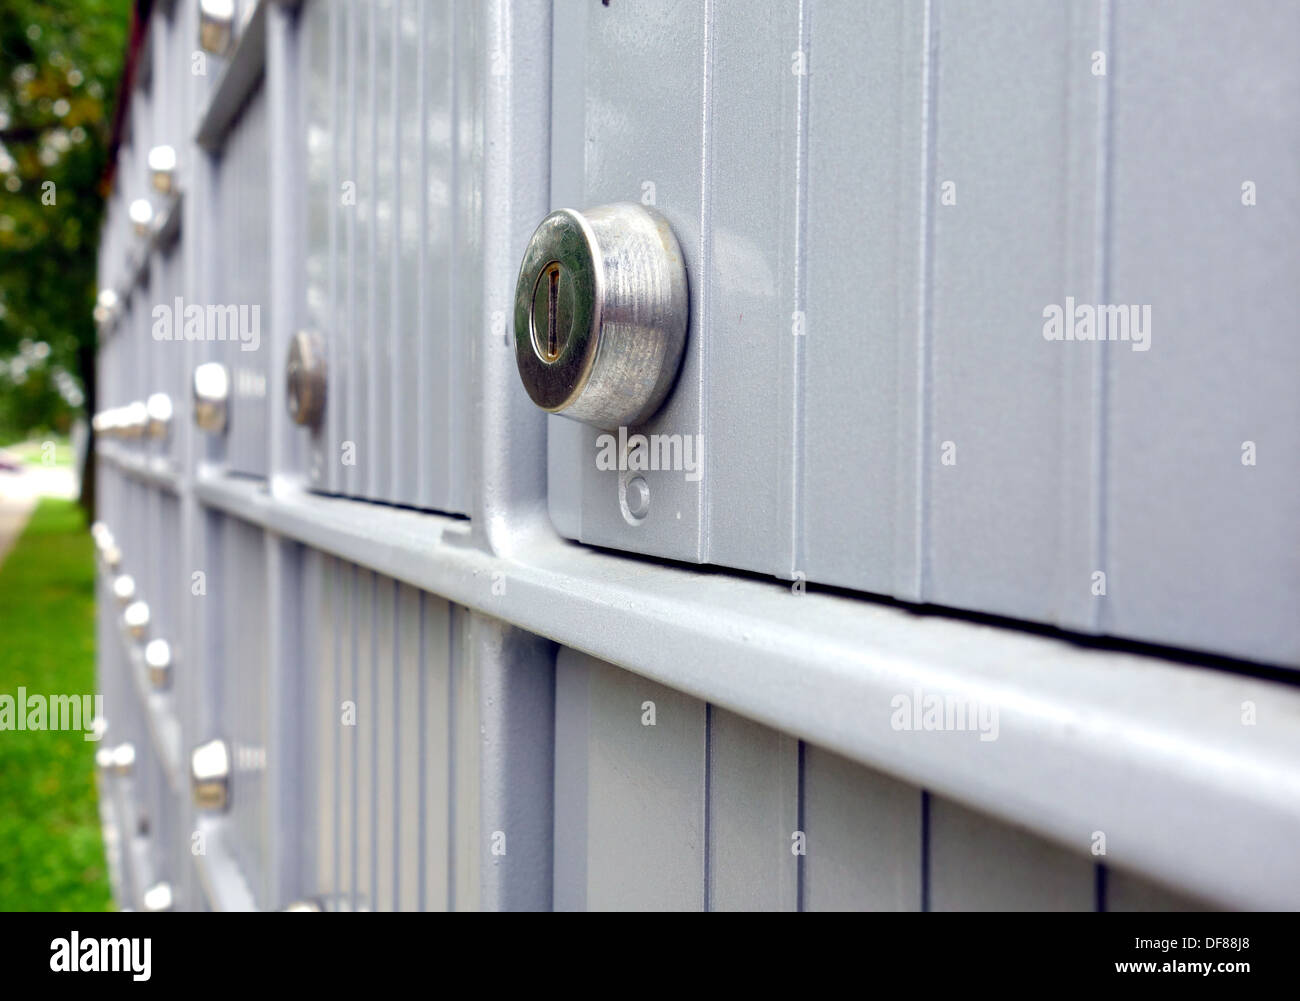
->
[0, 910, 1282, 988]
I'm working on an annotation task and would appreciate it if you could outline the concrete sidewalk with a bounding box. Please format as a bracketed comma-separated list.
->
[0, 466, 79, 569]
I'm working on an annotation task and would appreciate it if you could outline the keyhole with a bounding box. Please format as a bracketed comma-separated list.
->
[546, 264, 560, 359]
[530, 260, 572, 363]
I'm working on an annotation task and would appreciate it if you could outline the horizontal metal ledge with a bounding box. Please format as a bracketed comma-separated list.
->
[192, 817, 258, 912]
[110, 597, 184, 798]
[195, 0, 268, 154]
[194, 472, 1300, 910]
[96, 446, 183, 493]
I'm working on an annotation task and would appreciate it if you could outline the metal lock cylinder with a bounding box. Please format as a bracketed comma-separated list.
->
[111, 742, 136, 777]
[191, 738, 231, 811]
[193, 361, 230, 433]
[146, 392, 173, 438]
[148, 145, 178, 195]
[513, 203, 688, 430]
[123, 600, 150, 640]
[145, 639, 172, 690]
[198, 0, 235, 56]
[129, 198, 154, 238]
[112, 574, 136, 605]
[286, 330, 326, 428]
[121, 400, 148, 438]
[142, 882, 174, 912]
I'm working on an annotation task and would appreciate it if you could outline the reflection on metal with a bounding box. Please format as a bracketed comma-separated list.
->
[513, 204, 688, 429]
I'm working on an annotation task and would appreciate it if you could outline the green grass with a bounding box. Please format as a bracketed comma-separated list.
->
[1, 437, 74, 468]
[0, 498, 111, 911]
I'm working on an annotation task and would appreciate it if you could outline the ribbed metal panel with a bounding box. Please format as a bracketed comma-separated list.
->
[218, 91, 271, 478]
[546, 0, 1300, 668]
[298, 0, 474, 514]
[309, 555, 468, 911]
[554, 649, 1220, 912]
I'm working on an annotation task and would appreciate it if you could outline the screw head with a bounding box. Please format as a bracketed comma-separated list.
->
[286, 330, 326, 428]
[623, 475, 651, 521]
[146, 392, 174, 438]
[123, 600, 150, 640]
[198, 0, 235, 55]
[145, 639, 172, 690]
[513, 203, 689, 429]
[192, 362, 230, 434]
[191, 738, 231, 811]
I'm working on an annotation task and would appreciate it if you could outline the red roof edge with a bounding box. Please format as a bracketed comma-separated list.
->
[101, 0, 156, 195]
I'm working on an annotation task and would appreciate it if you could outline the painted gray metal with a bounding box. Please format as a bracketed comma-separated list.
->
[545, 0, 1300, 668]
[90, 0, 1297, 913]
[295, 0, 475, 513]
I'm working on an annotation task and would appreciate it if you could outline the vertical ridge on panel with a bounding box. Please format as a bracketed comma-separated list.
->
[926, 2, 1100, 622]
[249, 524, 269, 905]
[802, 1, 926, 596]
[359, 0, 377, 500]
[1104, 0, 1300, 665]
[339, 563, 357, 909]
[702, 0, 802, 576]
[326, 0, 346, 496]
[394, 0, 420, 508]
[253, 95, 271, 476]
[552, 649, 590, 912]
[304, 0, 332, 491]
[316, 556, 337, 908]
[371, 0, 395, 502]
[582, 653, 707, 911]
[474, 618, 556, 912]
[421, 0, 453, 511]
[374, 576, 396, 911]
[1056, 0, 1110, 633]
[891, 0, 936, 604]
[355, 569, 375, 910]
[448, 0, 479, 516]
[396, 584, 421, 910]
[574, 0, 706, 562]
[342, 0, 362, 498]
[420, 593, 451, 911]
[801, 746, 922, 911]
[450, 606, 479, 911]
[707, 708, 799, 911]
[928, 797, 1094, 911]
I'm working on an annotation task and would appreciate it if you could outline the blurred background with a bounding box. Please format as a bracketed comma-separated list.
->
[0, 0, 131, 910]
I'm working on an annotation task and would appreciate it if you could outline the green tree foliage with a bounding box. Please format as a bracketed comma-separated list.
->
[0, 0, 130, 442]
